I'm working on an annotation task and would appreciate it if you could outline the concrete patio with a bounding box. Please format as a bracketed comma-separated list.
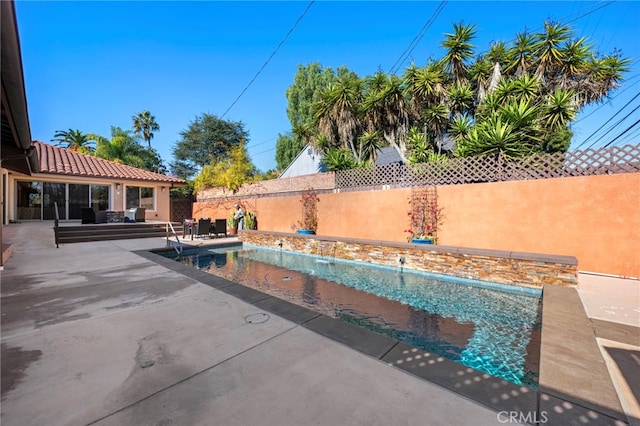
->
[1, 222, 638, 425]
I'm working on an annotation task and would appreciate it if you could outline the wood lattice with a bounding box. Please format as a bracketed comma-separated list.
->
[171, 197, 193, 222]
[335, 143, 640, 189]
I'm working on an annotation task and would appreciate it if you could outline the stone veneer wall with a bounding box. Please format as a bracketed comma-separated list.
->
[240, 231, 578, 288]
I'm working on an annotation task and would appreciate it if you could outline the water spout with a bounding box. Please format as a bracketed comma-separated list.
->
[398, 257, 405, 274]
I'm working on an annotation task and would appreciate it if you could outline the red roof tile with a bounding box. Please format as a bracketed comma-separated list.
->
[34, 141, 185, 184]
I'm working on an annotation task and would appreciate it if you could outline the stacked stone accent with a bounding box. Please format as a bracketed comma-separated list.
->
[240, 231, 578, 288]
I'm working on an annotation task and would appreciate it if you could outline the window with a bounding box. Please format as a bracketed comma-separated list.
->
[125, 186, 154, 209]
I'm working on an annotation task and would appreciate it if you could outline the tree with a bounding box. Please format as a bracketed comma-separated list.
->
[193, 140, 256, 192]
[171, 114, 248, 180]
[52, 129, 95, 153]
[440, 22, 477, 85]
[89, 127, 166, 173]
[285, 63, 337, 130]
[275, 132, 304, 171]
[132, 110, 160, 149]
[314, 74, 363, 158]
[277, 62, 351, 171]
[360, 72, 409, 161]
[284, 20, 629, 168]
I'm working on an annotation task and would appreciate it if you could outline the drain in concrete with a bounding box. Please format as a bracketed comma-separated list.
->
[245, 313, 270, 324]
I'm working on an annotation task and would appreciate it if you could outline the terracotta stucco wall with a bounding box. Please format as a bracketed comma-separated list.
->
[437, 173, 639, 277]
[193, 173, 640, 278]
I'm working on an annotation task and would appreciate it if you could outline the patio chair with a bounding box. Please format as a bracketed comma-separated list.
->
[196, 218, 211, 239]
[211, 218, 227, 238]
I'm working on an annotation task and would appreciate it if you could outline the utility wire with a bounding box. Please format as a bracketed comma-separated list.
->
[562, 1, 616, 26]
[220, 1, 315, 119]
[577, 92, 640, 149]
[603, 119, 640, 148]
[584, 101, 640, 149]
[388, 0, 447, 75]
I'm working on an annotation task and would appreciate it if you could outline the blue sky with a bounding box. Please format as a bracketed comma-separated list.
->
[16, 1, 640, 173]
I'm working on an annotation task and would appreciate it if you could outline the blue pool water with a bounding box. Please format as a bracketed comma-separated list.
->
[163, 244, 542, 389]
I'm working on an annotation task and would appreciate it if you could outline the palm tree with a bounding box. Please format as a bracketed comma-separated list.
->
[91, 126, 165, 172]
[467, 56, 493, 103]
[542, 89, 576, 132]
[52, 129, 95, 153]
[314, 75, 363, 159]
[360, 73, 409, 161]
[358, 130, 384, 164]
[423, 103, 450, 154]
[504, 32, 537, 77]
[132, 110, 160, 149]
[448, 82, 475, 117]
[448, 115, 473, 144]
[440, 22, 477, 85]
[532, 21, 571, 84]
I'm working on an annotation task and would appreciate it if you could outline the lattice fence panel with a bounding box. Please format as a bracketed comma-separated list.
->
[171, 197, 193, 223]
[336, 143, 640, 190]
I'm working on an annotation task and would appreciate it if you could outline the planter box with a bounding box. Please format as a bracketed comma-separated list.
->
[296, 229, 315, 235]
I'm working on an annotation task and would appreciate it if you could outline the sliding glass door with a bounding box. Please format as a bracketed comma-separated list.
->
[43, 182, 66, 220]
[16, 181, 111, 220]
[16, 181, 42, 220]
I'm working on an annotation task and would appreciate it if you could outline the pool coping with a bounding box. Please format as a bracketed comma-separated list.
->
[139, 245, 627, 425]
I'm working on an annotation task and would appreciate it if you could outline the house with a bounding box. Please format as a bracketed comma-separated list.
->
[279, 144, 326, 178]
[4, 141, 185, 223]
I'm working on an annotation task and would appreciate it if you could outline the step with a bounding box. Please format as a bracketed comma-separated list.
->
[57, 232, 171, 244]
[55, 222, 184, 244]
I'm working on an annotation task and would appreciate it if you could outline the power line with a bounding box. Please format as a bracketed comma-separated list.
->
[577, 92, 640, 149]
[603, 118, 640, 148]
[246, 137, 276, 149]
[583, 100, 640, 149]
[562, 1, 616, 26]
[388, 0, 447, 75]
[220, 1, 315, 120]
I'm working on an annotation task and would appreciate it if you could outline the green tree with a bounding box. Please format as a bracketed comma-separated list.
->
[193, 140, 256, 192]
[285, 62, 337, 130]
[360, 72, 408, 161]
[288, 20, 629, 167]
[275, 132, 304, 171]
[90, 127, 166, 173]
[52, 129, 95, 153]
[321, 147, 358, 171]
[132, 110, 160, 149]
[277, 62, 352, 170]
[440, 22, 477, 85]
[314, 74, 363, 158]
[171, 113, 248, 180]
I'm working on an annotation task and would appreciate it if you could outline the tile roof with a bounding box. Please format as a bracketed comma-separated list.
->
[33, 141, 185, 184]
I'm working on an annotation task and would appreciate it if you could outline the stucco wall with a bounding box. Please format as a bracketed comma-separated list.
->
[193, 173, 640, 278]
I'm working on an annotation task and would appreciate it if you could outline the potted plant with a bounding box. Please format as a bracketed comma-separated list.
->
[296, 187, 319, 235]
[244, 211, 257, 230]
[227, 210, 237, 235]
[406, 186, 442, 245]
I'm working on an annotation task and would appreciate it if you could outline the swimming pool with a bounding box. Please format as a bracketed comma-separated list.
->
[163, 244, 542, 389]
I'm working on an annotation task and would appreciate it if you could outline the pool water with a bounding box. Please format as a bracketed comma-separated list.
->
[163, 244, 542, 389]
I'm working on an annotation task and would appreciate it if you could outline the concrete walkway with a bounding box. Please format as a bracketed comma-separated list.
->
[1, 222, 638, 425]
